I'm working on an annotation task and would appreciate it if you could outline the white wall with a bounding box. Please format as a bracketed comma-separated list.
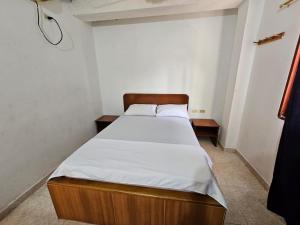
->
[0, 0, 102, 212]
[237, 0, 300, 185]
[93, 12, 237, 122]
[220, 0, 249, 147]
[220, 0, 265, 148]
[72, 0, 243, 22]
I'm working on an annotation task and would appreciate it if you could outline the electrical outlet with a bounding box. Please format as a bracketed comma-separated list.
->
[192, 109, 206, 113]
[39, 0, 51, 1]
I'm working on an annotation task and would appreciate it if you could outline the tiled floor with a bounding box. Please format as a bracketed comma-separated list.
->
[0, 139, 285, 225]
[200, 139, 285, 225]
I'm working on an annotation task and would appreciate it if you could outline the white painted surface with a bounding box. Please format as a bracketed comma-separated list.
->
[238, 0, 300, 184]
[0, 0, 102, 211]
[72, 0, 244, 22]
[221, 0, 265, 148]
[93, 13, 237, 122]
[220, 0, 249, 146]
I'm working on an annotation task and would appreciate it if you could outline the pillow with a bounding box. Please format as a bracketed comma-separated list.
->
[124, 104, 157, 116]
[156, 104, 189, 119]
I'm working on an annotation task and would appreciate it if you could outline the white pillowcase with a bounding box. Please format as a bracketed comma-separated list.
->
[124, 104, 157, 116]
[156, 104, 189, 119]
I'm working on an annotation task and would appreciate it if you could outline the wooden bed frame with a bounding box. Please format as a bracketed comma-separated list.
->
[48, 93, 226, 225]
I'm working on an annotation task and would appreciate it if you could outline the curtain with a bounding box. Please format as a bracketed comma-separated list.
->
[278, 37, 300, 119]
[267, 61, 300, 224]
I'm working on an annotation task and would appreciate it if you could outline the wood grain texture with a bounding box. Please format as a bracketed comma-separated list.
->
[95, 115, 119, 123]
[48, 177, 226, 225]
[95, 115, 119, 132]
[48, 93, 225, 225]
[48, 182, 115, 224]
[123, 93, 189, 111]
[192, 119, 220, 146]
[112, 192, 164, 225]
[165, 200, 225, 225]
[192, 119, 219, 128]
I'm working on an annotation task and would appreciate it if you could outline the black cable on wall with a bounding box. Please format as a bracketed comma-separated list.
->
[34, 0, 63, 46]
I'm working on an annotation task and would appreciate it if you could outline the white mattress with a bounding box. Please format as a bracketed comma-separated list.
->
[50, 116, 226, 207]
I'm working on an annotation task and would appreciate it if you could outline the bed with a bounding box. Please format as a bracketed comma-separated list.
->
[47, 93, 226, 225]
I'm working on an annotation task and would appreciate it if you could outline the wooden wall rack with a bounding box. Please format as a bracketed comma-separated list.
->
[254, 32, 285, 46]
[280, 0, 298, 9]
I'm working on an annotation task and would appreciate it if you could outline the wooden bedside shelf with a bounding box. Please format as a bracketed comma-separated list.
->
[192, 119, 220, 147]
[95, 115, 119, 132]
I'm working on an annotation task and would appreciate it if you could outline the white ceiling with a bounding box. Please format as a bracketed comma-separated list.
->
[70, 0, 244, 22]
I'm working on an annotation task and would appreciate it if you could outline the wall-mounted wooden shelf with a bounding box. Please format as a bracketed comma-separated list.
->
[254, 32, 285, 46]
[280, 0, 298, 9]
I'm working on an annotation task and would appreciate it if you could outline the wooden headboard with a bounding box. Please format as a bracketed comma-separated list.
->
[123, 93, 189, 111]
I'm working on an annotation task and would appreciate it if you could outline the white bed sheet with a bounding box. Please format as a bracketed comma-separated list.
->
[95, 115, 199, 146]
[50, 116, 226, 207]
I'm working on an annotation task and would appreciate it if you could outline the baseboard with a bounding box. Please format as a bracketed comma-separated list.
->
[223, 148, 237, 153]
[0, 171, 53, 221]
[218, 142, 237, 153]
[218, 143, 269, 190]
[235, 151, 270, 190]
